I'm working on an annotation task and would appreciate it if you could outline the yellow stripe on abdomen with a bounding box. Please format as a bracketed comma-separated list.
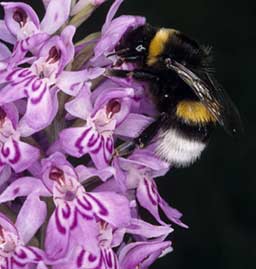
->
[176, 101, 216, 123]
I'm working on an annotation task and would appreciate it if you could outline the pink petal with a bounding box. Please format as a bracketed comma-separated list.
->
[0, 20, 15, 44]
[24, 86, 57, 130]
[94, 15, 145, 59]
[136, 177, 164, 225]
[15, 193, 47, 244]
[159, 198, 188, 229]
[126, 218, 173, 239]
[0, 79, 27, 105]
[2, 138, 40, 173]
[59, 126, 91, 158]
[115, 113, 153, 138]
[65, 84, 92, 119]
[102, 0, 124, 32]
[76, 165, 114, 183]
[0, 212, 18, 235]
[0, 177, 51, 203]
[40, 0, 72, 35]
[88, 191, 131, 227]
[0, 42, 11, 60]
[45, 207, 72, 260]
[119, 241, 172, 269]
[57, 68, 105, 96]
[60, 25, 76, 67]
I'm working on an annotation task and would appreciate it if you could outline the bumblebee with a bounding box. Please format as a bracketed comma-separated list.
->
[108, 24, 242, 167]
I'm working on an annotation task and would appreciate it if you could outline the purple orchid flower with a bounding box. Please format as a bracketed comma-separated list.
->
[0, 1, 72, 67]
[51, 217, 172, 269]
[0, 197, 47, 269]
[0, 103, 39, 174]
[0, 152, 131, 261]
[59, 80, 152, 169]
[0, 26, 103, 135]
[112, 149, 188, 228]
[1, 0, 71, 40]
[0, 0, 189, 267]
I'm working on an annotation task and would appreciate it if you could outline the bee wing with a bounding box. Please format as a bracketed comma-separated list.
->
[202, 73, 243, 135]
[167, 59, 243, 135]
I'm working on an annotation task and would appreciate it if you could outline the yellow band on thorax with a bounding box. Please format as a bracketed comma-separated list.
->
[147, 28, 176, 66]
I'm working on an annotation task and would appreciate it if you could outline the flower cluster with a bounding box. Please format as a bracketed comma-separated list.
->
[0, 0, 187, 268]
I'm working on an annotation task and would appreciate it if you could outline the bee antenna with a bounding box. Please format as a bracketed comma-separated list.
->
[106, 48, 130, 58]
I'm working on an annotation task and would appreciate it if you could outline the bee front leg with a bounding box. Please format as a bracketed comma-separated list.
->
[115, 112, 167, 157]
[106, 69, 160, 82]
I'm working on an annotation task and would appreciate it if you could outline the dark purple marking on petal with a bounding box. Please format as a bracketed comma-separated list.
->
[13, 187, 20, 195]
[144, 178, 157, 206]
[11, 256, 25, 267]
[87, 132, 100, 148]
[8, 139, 21, 165]
[77, 196, 93, 211]
[1, 145, 10, 158]
[14, 248, 27, 259]
[86, 193, 108, 217]
[65, 191, 76, 202]
[54, 13, 59, 22]
[31, 78, 43, 92]
[30, 84, 47, 104]
[13, 8, 28, 27]
[61, 203, 71, 219]
[18, 69, 32, 78]
[104, 249, 113, 268]
[46, 47, 61, 64]
[151, 180, 161, 204]
[90, 136, 103, 155]
[20, 39, 28, 53]
[75, 127, 92, 154]
[102, 137, 111, 165]
[70, 207, 93, 230]
[106, 99, 121, 118]
[49, 166, 64, 182]
[55, 208, 66, 234]
[113, 252, 118, 269]
[6, 68, 22, 81]
[88, 253, 97, 262]
[70, 82, 81, 92]
[76, 249, 85, 267]
[25, 246, 43, 261]
[105, 137, 113, 154]
[0, 107, 7, 121]
[11, 74, 35, 87]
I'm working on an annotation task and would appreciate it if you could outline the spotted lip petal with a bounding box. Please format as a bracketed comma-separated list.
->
[0, 138, 40, 173]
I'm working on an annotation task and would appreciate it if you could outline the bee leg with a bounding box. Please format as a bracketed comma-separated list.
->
[115, 113, 167, 157]
[107, 69, 159, 82]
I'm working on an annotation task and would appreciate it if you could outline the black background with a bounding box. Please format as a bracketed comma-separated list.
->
[2, 0, 255, 268]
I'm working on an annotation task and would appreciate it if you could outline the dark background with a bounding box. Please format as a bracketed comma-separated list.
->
[2, 0, 255, 268]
